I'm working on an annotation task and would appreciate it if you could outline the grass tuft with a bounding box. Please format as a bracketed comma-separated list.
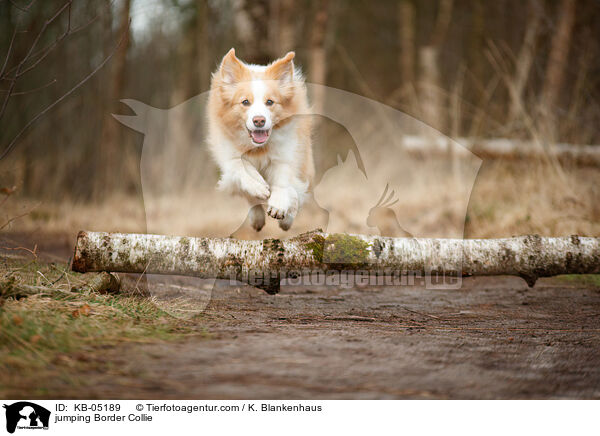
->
[555, 274, 600, 287]
[0, 255, 199, 396]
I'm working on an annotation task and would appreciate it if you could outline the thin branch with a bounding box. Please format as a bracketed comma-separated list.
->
[10, 78, 57, 96]
[134, 261, 150, 294]
[0, 21, 131, 161]
[0, 202, 39, 231]
[0, 185, 17, 208]
[0, 245, 38, 258]
[0, 1, 72, 121]
[400, 306, 441, 320]
[7, 0, 36, 13]
[37, 270, 53, 286]
[49, 257, 71, 285]
[15, 3, 73, 78]
[19, 2, 72, 67]
[0, 25, 18, 79]
[3, 13, 99, 80]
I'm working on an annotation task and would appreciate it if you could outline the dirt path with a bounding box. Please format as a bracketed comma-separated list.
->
[62, 277, 600, 399]
[3, 232, 600, 399]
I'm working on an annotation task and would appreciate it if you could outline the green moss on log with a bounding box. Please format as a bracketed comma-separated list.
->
[323, 234, 371, 265]
[303, 233, 372, 265]
[305, 234, 326, 263]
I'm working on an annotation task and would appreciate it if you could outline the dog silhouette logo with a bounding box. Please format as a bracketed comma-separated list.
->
[3, 402, 50, 433]
[111, 83, 482, 309]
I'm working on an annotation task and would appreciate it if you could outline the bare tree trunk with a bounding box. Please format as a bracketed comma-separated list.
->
[418, 0, 453, 132]
[450, 66, 465, 138]
[419, 46, 443, 131]
[73, 230, 600, 294]
[398, 0, 415, 87]
[308, 0, 330, 117]
[98, 0, 131, 198]
[430, 0, 453, 47]
[197, 0, 211, 92]
[541, 0, 576, 114]
[469, 0, 485, 86]
[508, 0, 543, 122]
[233, 0, 271, 64]
[269, 0, 295, 56]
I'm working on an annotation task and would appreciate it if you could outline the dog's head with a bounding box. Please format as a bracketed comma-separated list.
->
[211, 48, 303, 148]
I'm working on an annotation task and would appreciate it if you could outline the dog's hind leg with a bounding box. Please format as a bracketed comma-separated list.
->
[249, 204, 266, 231]
[278, 213, 295, 231]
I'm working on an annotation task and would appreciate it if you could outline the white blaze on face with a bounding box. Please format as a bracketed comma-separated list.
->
[246, 79, 272, 145]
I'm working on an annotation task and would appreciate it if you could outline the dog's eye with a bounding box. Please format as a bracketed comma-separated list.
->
[265, 99, 274, 106]
[241, 99, 251, 106]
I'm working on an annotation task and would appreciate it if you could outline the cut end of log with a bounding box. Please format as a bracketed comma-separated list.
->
[71, 230, 90, 273]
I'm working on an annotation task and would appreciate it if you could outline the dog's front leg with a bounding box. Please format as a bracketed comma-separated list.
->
[218, 158, 270, 202]
[266, 162, 298, 226]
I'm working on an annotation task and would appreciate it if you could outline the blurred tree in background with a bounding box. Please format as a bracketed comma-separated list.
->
[1, 0, 599, 201]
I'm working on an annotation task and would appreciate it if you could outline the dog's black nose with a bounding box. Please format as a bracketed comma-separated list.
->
[253, 116, 266, 128]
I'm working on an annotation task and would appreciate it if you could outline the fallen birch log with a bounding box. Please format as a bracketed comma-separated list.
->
[71, 230, 600, 294]
[402, 135, 600, 167]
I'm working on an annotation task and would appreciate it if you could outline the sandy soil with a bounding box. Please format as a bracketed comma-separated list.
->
[68, 276, 598, 400]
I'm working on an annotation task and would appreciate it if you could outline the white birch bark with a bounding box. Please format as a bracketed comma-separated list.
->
[401, 136, 600, 167]
[72, 230, 600, 294]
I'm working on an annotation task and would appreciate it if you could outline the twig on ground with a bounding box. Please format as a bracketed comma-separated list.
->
[134, 261, 150, 295]
[399, 306, 441, 320]
[49, 257, 71, 285]
[36, 270, 52, 286]
[0, 202, 40, 230]
[0, 244, 38, 258]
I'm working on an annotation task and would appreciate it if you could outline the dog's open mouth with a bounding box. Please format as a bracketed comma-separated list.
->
[248, 129, 271, 145]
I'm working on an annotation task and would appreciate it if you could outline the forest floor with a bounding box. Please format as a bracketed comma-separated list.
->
[1, 231, 599, 399]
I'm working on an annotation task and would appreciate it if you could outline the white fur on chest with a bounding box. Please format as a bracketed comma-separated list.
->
[211, 120, 300, 179]
[248, 122, 299, 171]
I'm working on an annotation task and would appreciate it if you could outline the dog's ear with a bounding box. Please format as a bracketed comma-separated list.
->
[266, 52, 295, 83]
[219, 48, 247, 84]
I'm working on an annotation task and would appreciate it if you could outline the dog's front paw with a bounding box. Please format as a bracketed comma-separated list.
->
[267, 187, 298, 220]
[240, 175, 270, 201]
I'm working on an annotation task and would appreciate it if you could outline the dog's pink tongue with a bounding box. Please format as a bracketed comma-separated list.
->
[251, 130, 268, 144]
